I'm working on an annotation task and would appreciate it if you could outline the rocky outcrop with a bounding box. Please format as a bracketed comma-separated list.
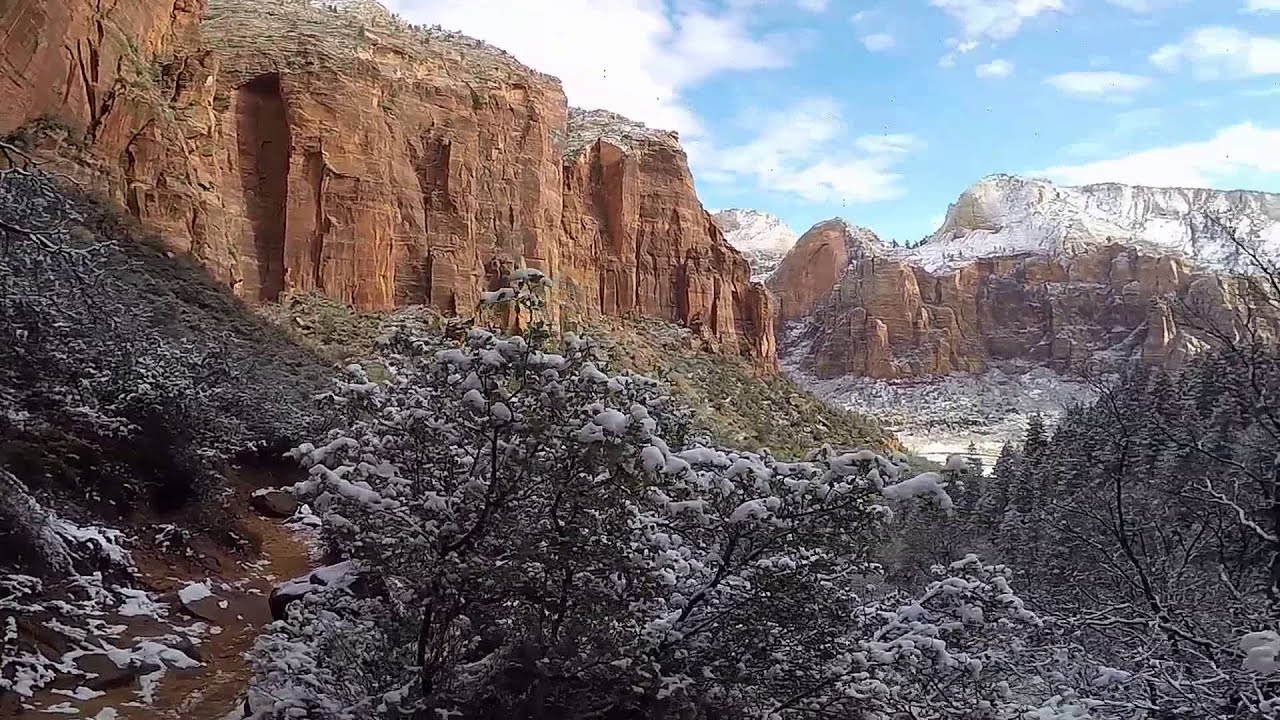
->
[561, 110, 773, 359]
[0, 0, 204, 172]
[1, 0, 772, 361]
[790, 245, 1212, 379]
[770, 176, 1280, 379]
[0, 0, 202, 146]
[767, 219, 882, 324]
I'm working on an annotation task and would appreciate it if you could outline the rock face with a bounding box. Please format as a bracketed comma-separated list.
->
[0, 0, 203, 156]
[768, 219, 882, 325]
[770, 176, 1280, 379]
[1, 0, 772, 361]
[712, 209, 798, 281]
[562, 110, 774, 359]
[909, 174, 1280, 274]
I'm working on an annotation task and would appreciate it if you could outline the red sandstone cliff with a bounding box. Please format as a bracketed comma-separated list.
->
[0, 0, 772, 361]
[770, 209, 1266, 380]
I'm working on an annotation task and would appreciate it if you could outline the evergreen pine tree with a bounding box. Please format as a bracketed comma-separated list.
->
[966, 441, 985, 478]
[1024, 413, 1047, 458]
[981, 442, 1019, 523]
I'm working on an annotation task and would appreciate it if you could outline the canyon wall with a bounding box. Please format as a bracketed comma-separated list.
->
[0, 0, 772, 360]
[770, 176, 1280, 379]
[0, 0, 203, 159]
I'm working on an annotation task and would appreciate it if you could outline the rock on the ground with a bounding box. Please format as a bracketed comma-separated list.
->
[250, 489, 299, 518]
[268, 561, 358, 621]
[76, 654, 163, 692]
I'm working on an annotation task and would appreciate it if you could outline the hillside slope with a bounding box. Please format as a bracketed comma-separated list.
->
[0, 165, 895, 714]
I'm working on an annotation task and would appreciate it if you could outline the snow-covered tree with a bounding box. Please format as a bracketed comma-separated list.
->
[247, 275, 1082, 720]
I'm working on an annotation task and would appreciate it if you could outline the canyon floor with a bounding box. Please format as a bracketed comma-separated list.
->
[783, 358, 1098, 469]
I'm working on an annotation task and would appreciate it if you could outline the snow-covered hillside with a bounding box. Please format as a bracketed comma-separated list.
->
[713, 209, 799, 280]
[905, 174, 1280, 273]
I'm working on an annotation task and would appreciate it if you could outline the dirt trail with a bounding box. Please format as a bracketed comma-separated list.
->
[15, 489, 314, 720]
[151, 513, 313, 720]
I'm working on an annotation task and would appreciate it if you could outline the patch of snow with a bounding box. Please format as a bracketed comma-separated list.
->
[50, 519, 131, 567]
[116, 588, 165, 618]
[1242, 630, 1280, 674]
[784, 357, 1096, 467]
[52, 686, 106, 701]
[882, 472, 955, 513]
[178, 581, 213, 605]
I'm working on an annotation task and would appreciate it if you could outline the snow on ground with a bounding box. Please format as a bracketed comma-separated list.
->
[784, 357, 1097, 469]
[0, 516, 218, 715]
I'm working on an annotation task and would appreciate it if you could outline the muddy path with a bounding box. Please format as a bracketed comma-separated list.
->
[12, 481, 315, 720]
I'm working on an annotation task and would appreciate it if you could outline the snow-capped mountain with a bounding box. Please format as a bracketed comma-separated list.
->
[907, 174, 1280, 273]
[712, 209, 799, 281]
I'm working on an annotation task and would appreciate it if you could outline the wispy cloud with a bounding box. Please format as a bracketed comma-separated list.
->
[931, 0, 1063, 43]
[976, 58, 1014, 78]
[1151, 26, 1280, 79]
[1246, 0, 1280, 13]
[693, 98, 921, 204]
[387, 0, 790, 138]
[862, 33, 896, 51]
[1044, 71, 1152, 100]
[1036, 122, 1280, 187]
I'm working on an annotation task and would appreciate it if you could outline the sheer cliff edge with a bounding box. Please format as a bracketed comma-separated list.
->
[0, 0, 773, 361]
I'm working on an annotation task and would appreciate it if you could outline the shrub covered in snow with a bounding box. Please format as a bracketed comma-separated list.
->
[247, 278, 1091, 719]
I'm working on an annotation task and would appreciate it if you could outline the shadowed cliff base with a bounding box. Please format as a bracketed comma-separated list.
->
[235, 73, 291, 302]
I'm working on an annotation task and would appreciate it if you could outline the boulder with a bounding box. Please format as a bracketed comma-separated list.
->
[250, 489, 298, 519]
[268, 560, 358, 621]
[77, 653, 162, 691]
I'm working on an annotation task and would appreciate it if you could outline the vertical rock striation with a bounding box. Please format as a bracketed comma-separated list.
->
[0, 0, 773, 361]
[769, 176, 1280, 379]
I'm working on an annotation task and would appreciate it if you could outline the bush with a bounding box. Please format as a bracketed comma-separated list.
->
[246, 277, 1085, 719]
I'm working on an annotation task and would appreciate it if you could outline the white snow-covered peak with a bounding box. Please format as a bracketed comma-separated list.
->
[713, 209, 800, 281]
[906, 173, 1280, 274]
[714, 209, 799, 254]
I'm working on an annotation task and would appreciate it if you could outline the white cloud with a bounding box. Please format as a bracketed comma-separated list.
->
[1105, 0, 1154, 9]
[796, 0, 829, 10]
[854, 133, 921, 154]
[938, 38, 980, 68]
[385, 0, 787, 137]
[862, 33, 896, 51]
[1037, 122, 1280, 187]
[1246, 0, 1280, 12]
[976, 58, 1014, 78]
[694, 98, 920, 204]
[1151, 26, 1280, 79]
[1105, 0, 1183, 11]
[1044, 71, 1152, 99]
[930, 0, 1063, 42]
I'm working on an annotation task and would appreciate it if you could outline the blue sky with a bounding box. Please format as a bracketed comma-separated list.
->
[391, 0, 1280, 243]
